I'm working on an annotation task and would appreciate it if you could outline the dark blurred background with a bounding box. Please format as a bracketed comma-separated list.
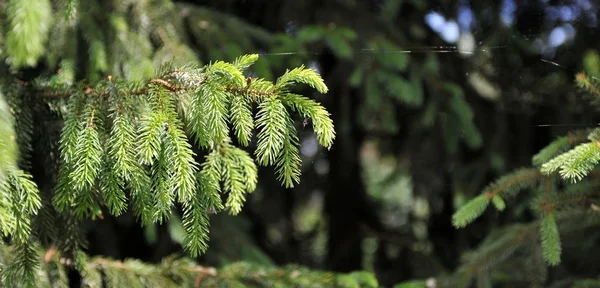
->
[78, 0, 600, 286]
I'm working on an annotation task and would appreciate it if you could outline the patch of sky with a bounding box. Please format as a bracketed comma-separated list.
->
[440, 21, 459, 43]
[424, 11, 459, 43]
[548, 27, 567, 47]
[425, 12, 445, 33]
[559, 6, 574, 21]
[500, 0, 516, 26]
[457, 6, 473, 31]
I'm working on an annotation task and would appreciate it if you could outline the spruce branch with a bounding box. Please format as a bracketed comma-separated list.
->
[181, 191, 211, 257]
[456, 224, 538, 286]
[199, 151, 225, 212]
[13, 55, 333, 258]
[220, 144, 258, 214]
[6, 170, 42, 243]
[540, 213, 561, 266]
[221, 149, 247, 215]
[239, 78, 278, 102]
[576, 72, 600, 98]
[233, 54, 259, 72]
[5, 0, 52, 68]
[165, 122, 198, 203]
[232, 147, 258, 193]
[275, 116, 302, 188]
[190, 82, 229, 148]
[137, 109, 166, 166]
[541, 142, 600, 183]
[99, 160, 127, 215]
[532, 181, 600, 215]
[481, 168, 542, 200]
[5, 87, 34, 169]
[0, 91, 19, 176]
[107, 93, 140, 181]
[532, 130, 591, 166]
[128, 167, 154, 225]
[491, 195, 506, 211]
[0, 176, 15, 238]
[228, 95, 254, 146]
[281, 93, 335, 149]
[0, 239, 380, 287]
[151, 141, 174, 223]
[452, 195, 489, 228]
[275, 66, 328, 94]
[255, 97, 288, 166]
[206, 61, 246, 87]
[70, 107, 103, 192]
[57, 92, 87, 164]
[1, 241, 40, 288]
[453, 168, 542, 228]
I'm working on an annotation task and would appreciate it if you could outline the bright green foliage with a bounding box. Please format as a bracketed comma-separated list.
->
[6, 170, 42, 243]
[229, 95, 254, 146]
[4, 0, 52, 68]
[0, 92, 18, 178]
[255, 98, 289, 166]
[0, 55, 334, 286]
[275, 116, 302, 188]
[452, 195, 489, 228]
[532, 130, 590, 166]
[221, 144, 258, 214]
[490, 195, 506, 211]
[541, 141, 600, 182]
[0, 167, 42, 288]
[281, 93, 335, 149]
[276, 66, 329, 94]
[0, 90, 42, 246]
[43, 55, 332, 258]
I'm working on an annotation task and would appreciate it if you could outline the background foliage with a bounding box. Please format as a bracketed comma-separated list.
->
[2, 0, 600, 287]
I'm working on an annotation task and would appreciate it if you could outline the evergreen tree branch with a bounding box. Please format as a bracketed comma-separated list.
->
[281, 93, 335, 149]
[576, 72, 600, 98]
[12, 55, 333, 259]
[275, 66, 328, 94]
[532, 130, 591, 166]
[453, 168, 542, 228]
[0, 244, 378, 288]
[540, 213, 561, 266]
[228, 95, 254, 146]
[275, 116, 302, 188]
[255, 97, 288, 166]
[541, 142, 600, 183]
[5, 0, 52, 68]
[1, 241, 41, 288]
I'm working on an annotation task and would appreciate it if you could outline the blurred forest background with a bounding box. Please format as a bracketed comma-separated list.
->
[4, 0, 600, 287]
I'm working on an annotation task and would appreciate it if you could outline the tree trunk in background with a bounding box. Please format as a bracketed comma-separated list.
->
[408, 127, 457, 269]
[322, 55, 367, 272]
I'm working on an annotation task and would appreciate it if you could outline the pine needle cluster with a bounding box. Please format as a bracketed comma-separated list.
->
[0, 54, 335, 286]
